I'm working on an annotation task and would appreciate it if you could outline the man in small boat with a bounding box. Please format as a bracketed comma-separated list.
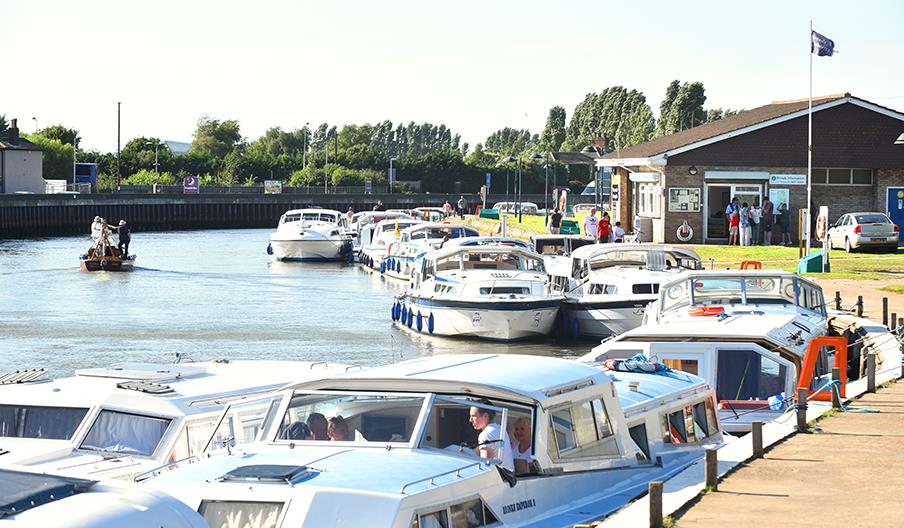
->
[90, 216, 104, 242]
[468, 399, 514, 472]
[327, 415, 350, 441]
[307, 413, 329, 441]
[112, 220, 131, 257]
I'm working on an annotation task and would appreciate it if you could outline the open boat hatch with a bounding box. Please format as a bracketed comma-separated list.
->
[219, 465, 315, 484]
[115, 380, 175, 395]
[0, 469, 96, 518]
[0, 368, 47, 385]
[75, 363, 207, 382]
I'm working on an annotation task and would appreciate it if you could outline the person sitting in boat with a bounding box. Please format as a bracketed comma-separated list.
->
[307, 413, 329, 441]
[282, 421, 312, 441]
[327, 415, 350, 441]
[512, 417, 536, 475]
[111, 220, 131, 257]
[468, 399, 514, 472]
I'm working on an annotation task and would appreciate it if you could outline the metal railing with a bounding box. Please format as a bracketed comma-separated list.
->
[399, 461, 485, 494]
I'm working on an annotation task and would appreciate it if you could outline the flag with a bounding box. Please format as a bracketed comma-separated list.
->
[394, 218, 400, 237]
[811, 30, 835, 56]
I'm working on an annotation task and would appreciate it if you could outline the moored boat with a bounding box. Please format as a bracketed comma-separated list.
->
[268, 208, 352, 262]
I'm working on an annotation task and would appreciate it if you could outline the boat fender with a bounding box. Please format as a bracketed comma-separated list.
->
[561, 314, 570, 335]
[396, 260, 402, 273]
[407, 309, 413, 328]
[428, 313, 435, 334]
[401, 305, 408, 323]
[688, 305, 725, 317]
[266, 243, 273, 255]
[571, 318, 580, 338]
[416, 312, 423, 332]
[391, 303, 397, 321]
[380, 261, 386, 274]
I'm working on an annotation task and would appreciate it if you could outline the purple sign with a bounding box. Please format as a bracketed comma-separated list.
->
[183, 175, 199, 194]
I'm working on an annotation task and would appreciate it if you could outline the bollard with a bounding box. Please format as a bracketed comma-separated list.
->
[649, 481, 663, 528]
[883, 297, 889, 328]
[831, 367, 842, 409]
[893, 312, 899, 332]
[796, 387, 809, 432]
[867, 353, 876, 393]
[834, 291, 842, 311]
[705, 447, 718, 491]
[752, 421, 764, 458]
[856, 295, 863, 317]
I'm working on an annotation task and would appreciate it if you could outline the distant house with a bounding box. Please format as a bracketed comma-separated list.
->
[0, 119, 44, 194]
[165, 140, 191, 156]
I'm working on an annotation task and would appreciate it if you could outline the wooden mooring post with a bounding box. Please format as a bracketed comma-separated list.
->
[831, 367, 842, 409]
[796, 387, 808, 432]
[867, 353, 877, 393]
[882, 297, 889, 327]
[834, 291, 842, 311]
[892, 312, 899, 332]
[704, 447, 718, 490]
[856, 295, 864, 317]
[751, 421, 764, 458]
[649, 481, 663, 528]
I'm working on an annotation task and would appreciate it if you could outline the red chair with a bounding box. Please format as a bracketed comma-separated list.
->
[740, 260, 762, 270]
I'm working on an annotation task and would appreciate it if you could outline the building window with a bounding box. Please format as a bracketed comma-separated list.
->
[637, 183, 661, 217]
[813, 168, 873, 186]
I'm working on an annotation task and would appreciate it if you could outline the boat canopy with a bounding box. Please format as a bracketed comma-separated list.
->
[279, 209, 341, 225]
[530, 234, 596, 256]
[399, 223, 479, 243]
[571, 244, 701, 279]
[657, 270, 827, 317]
[442, 236, 530, 249]
[426, 245, 545, 274]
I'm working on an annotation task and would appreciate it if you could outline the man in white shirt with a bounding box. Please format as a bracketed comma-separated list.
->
[612, 221, 626, 243]
[583, 208, 599, 240]
[469, 401, 514, 473]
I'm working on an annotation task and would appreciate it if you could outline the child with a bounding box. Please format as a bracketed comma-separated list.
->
[728, 209, 740, 246]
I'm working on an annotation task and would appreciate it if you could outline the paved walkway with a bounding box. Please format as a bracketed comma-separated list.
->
[676, 380, 904, 527]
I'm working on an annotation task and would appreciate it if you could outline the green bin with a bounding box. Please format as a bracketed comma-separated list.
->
[560, 219, 580, 235]
[479, 208, 500, 220]
[797, 252, 830, 273]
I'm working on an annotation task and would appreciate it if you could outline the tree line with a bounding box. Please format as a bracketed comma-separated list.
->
[1, 80, 741, 194]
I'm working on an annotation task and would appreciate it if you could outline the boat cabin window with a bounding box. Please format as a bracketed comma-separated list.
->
[281, 213, 301, 224]
[628, 424, 651, 461]
[436, 251, 544, 273]
[199, 500, 284, 528]
[587, 250, 699, 272]
[547, 398, 618, 461]
[632, 283, 659, 294]
[412, 497, 500, 528]
[588, 283, 617, 295]
[0, 404, 89, 440]
[717, 349, 788, 402]
[80, 410, 172, 457]
[660, 398, 720, 444]
[662, 275, 814, 314]
[206, 396, 280, 453]
[277, 393, 425, 443]
[662, 359, 699, 376]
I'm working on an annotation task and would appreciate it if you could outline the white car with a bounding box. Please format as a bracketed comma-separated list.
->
[492, 201, 539, 215]
[826, 212, 900, 252]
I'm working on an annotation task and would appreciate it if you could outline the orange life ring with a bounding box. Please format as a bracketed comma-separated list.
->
[688, 305, 725, 317]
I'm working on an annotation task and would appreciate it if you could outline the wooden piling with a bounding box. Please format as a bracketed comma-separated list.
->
[834, 291, 842, 311]
[705, 447, 718, 490]
[893, 313, 899, 332]
[867, 353, 876, 393]
[831, 367, 842, 409]
[883, 297, 889, 328]
[856, 295, 864, 317]
[649, 481, 663, 528]
[751, 421, 764, 458]
[796, 387, 808, 433]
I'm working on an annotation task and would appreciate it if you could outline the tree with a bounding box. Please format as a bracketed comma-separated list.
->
[484, 128, 537, 158]
[190, 116, 242, 159]
[540, 106, 567, 152]
[0, 115, 7, 135]
[656, 81, 707, 136]
[24, 133, 73, 179]
[38, 125, 81, 148]
[120, 137, 174, 177]
[562, 86, 655, 151]
[705, 108, 743, 122]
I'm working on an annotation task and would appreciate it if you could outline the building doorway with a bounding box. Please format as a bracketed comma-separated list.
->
[704, 183, 763, 242]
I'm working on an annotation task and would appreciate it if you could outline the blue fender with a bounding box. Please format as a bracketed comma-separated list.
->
[407, 309, 413, 328]
[428, 313, 435, 334]
[571, 318, 580, 339]
[100, 259, 108, 269]
[380, 261, 386, 274]
[400, 305, 408, 323]
[396, 260, 402, 273]
[416, 312, 423, 332]
[266, 243, 273, 255]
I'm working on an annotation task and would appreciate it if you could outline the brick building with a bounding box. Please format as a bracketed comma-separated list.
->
[593, 94, 904, 244]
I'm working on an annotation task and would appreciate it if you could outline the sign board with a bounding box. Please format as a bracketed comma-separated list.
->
[183, 175, 199, 194]
[668, 187, 701, 212]
[769, 188, 790, 211]
[485, 173, 492, 190]
[264, 180, 282, 194]
[769, 174, 806, 186]
[364, 177, 373, 194]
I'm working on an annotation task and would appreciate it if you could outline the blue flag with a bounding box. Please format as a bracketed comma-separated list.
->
[811, 30, 835, 56]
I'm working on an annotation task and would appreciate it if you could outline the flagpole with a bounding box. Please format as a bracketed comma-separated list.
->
[806, 21, 813, 255]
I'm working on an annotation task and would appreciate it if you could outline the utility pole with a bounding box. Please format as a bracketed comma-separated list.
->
[302, 122, 309, 169]
[116, 102, 121, 189]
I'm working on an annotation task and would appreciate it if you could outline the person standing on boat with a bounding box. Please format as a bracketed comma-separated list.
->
[468, 400, 514, 472]
[90, 216, 104, 242]
[346, 207, 354, 224]
[443, 200, 453, 218]
[583, 208, 599, 240]
[111, 220, 131, 257]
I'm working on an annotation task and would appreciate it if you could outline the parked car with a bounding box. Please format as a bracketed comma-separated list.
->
[492, 202, 539, 215]
[826, 212, 899, 252]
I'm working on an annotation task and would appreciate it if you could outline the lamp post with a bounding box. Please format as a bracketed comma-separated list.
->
[502, 156, 515, 219]
[389, 157, 397, 194]
[582, 144, 606, 214]
[530, 152, 546, 223]
[31, 117, 38, 133]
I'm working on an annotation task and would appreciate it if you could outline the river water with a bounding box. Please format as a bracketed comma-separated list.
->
[0, 229, 593, 376]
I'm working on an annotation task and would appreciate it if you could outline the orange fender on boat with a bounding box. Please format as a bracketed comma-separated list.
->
[688, 305, 725, 317]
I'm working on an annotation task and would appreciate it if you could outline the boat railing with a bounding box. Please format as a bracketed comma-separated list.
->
[399, 461, 486, 494]
[132, 455, 201, 482]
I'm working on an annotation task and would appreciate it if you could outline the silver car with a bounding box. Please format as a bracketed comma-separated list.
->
[826, 212, 900, 252]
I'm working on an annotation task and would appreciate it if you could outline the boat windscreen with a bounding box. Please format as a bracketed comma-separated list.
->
[589, 250, 699, 271]
[661, 275, 803, 314]
[0, 404, 89, 440]
[277, 393, 425, 443]
[438, 252, 544, 272]
[80, 410, 172, 457]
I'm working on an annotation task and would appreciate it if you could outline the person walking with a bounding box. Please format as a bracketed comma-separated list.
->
[761, 196, 774, 245]
[612, 221, 625, 242]
[583, 208, 599, 240]
[548, 208, 562, 234]
[457, 196, 467, 219]
[739, 202, 752, 246]
[598, 212, 611, 243]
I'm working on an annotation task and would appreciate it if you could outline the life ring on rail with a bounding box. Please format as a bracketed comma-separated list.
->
[387, 243, 396, 256]
[688, 305, 725, 317]
[815, 214, 828, 242]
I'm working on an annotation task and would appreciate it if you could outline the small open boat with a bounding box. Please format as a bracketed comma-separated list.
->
[79, 246, 136, 272]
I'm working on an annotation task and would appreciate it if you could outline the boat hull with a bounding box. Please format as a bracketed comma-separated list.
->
[562, 299, 651, 337]
[395, 296, 560, 341]
[269, 239, 346, 262]
[79, 256, 135, 272]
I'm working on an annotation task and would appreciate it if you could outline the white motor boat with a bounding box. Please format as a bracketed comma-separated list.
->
[561, 244, 702, 338]
[267, 208, 352, 262]
[381, 222, 479, 281]
[579, 270, 903, 432]
[359, 217, 425, 270]
[530, 234, 596, 292]
[0, 360, 349, 481]
[144, 354, 724, 528]
[393, 241, 562, 340]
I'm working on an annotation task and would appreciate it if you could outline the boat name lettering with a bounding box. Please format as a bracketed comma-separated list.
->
[502, 498, 536, 515]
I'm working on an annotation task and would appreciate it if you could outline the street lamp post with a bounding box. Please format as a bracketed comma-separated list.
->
[154, 141, 160, 177]
[503, 156, 515, 220]
[530, 152, 546, 224]
[31, 117, 38, 133]
[389, 157, 397, 194]
[517, 156, 524, 223]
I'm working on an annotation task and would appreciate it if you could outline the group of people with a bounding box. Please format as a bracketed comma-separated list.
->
[725, 196, 792, 246]
[89, 216, 131, 256]
[283, 412, 351, 442]
[559, 207, 624, 243]
[469, 400, 534, 475]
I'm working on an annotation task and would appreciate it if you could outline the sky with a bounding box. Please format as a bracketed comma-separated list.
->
[4, 0, 904, 153]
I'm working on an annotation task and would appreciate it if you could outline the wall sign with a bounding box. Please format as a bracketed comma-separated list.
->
[769, 188, 790, 211]
[668, 187, 701, 212]
[769, 174, 806, 186]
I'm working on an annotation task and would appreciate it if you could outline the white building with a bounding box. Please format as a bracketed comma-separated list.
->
[0, 119, 44, 194]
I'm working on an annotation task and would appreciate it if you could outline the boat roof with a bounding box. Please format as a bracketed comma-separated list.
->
[570, 244, 700, 261]
[373, 218, 423, 230]
[442, 236, 530, 249]
[0, 361, 345, 417]
[286, 354, 609, 403]
[425, 243, 541, 262]
[658, 269, 823, 290]
[281, 208, 340, 218]
[609, 369, 709, 412]
[400, 222, 477, 235]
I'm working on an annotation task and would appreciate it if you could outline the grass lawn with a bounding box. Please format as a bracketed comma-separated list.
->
[478, 212, 592, 234]
[880, 284, 904, 295]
